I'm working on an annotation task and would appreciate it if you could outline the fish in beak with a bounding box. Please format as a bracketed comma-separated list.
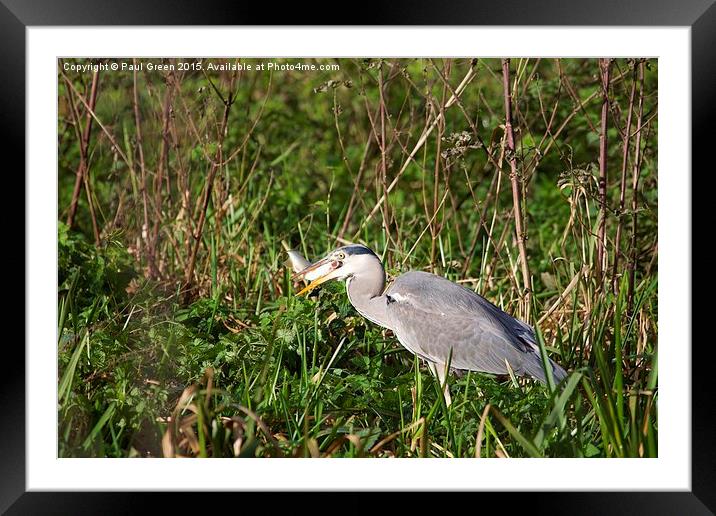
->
[284, 249, 313, 276]
[292, 256, 343, 296]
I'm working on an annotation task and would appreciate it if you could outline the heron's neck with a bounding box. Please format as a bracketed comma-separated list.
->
[346, 265, 391, 329]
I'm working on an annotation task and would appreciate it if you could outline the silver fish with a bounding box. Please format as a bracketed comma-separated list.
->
[284, 249, 313, 283]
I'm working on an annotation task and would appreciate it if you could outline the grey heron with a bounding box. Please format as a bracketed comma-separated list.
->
[288, 245, 567, 405]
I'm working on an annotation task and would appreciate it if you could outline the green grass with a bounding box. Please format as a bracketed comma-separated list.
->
[57, 57, 657, 458]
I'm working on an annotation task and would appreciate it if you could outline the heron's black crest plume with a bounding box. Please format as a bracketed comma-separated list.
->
[341, 245, 379, 258]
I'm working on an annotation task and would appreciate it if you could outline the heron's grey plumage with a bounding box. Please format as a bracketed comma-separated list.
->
[384, 271, 567, 383]
[292, 244, 567, 404]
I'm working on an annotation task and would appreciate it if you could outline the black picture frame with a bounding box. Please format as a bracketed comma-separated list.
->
[3, 1, 710, 513]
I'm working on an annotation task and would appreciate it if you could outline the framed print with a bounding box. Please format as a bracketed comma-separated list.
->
[4, 0, 712, 513]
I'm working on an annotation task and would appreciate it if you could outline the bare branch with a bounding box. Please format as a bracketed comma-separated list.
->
[502, 58, 532, 319]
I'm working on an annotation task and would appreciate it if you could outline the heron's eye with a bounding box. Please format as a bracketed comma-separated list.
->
[336, 252, 346, 260]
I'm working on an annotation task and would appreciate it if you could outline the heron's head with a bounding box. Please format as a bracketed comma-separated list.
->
[292, 244, 382, 296]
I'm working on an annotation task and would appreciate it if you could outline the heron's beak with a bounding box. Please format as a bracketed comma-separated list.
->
[293, 257, 342, 296]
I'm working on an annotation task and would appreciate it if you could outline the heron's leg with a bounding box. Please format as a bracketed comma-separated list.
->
[428, 362, 452, 407]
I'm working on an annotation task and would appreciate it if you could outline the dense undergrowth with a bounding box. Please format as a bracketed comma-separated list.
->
[58, 58, 657, 458]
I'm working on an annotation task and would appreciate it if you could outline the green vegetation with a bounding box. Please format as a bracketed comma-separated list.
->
[58, 58, 657, 458]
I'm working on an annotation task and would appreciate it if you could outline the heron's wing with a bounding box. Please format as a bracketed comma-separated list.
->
[385, 271, 543, 376]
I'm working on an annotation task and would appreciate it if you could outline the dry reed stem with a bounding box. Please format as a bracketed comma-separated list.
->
[65, 69, 100, 241]
[502, 58, 532, 319]
[596, 58, 612, 284]
[612, 62, 638, 292]
[628, 61, 646, 313]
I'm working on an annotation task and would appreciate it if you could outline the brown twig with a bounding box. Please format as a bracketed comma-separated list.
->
[59, 69, 131, 165]
[429, 60, 450, 269]
[596, 58, 612, 284]
[429, 59, 502, 172]
[559, 63, 599, 134]
[149, 70, 176, 277]
[612, 62, 638, 293]
[63, 78, 101, 245]
[337, 135, 372, 241]
[183, 72, 238, 294]
[525, 64, 632, 175]
[132, 60, 156, 277]
[65, 68, 100, 241]
[628, 61, 646, 313]
[377, 61, 393, 250]
[501, 58, 532, 318]
[353, 64, 477, 238]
